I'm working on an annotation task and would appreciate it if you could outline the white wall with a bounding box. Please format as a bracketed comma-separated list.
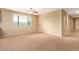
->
[38, 10, 62, 36]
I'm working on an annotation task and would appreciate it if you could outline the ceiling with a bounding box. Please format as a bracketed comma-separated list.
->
[5, 8, 79, 17]
[64, 8, 79, 18]
[5, 8, 60, 15]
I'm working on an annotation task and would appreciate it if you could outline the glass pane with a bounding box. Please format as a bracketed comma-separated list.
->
[13, 14, 19, 26]
[27, 16, 32, 27]
[13, 14, 18, 22]
[19, 16, 27, 23]
[19, 15, 27, 26]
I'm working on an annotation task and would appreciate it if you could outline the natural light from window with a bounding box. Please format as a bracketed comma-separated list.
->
[13, 14, 32, 27]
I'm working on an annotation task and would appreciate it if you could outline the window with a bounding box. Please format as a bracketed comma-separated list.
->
[13, 14, 32, 27]
[13, 14, 19, 26]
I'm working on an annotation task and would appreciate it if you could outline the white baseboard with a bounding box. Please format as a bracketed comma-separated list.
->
[0, 32, 36, 37]
[39, 31, 62, 37]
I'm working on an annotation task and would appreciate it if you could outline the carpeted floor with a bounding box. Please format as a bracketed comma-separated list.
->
[0, 32, 79, 51]
[64, 31, 79, 37]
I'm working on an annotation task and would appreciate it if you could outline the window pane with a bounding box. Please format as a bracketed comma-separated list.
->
[27, 16, 32, 27]
[13, 14, 19, 26]
[13, 14, 18, 22]
[19, 15, 28, 27]
[19, 16, 27, 23]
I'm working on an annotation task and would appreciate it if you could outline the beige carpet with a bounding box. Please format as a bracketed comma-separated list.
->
[0, 32, 79, 51]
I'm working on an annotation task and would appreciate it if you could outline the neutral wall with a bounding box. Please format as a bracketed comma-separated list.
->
[38, 9, 74, 36]
[38, 10, 62, 36]
[0, 9, 38, 36]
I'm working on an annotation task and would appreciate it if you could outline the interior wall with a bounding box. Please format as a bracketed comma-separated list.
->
[0, 9, 74, 37]
[0, 9, 38, 37]
[62, 10, 73, 36]
[38, 10, 62, 36]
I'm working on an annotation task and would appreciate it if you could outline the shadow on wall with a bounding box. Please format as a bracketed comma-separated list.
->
[0, 28, 4, 38]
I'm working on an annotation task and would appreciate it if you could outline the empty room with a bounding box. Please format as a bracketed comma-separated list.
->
[0, 8, 79, 51]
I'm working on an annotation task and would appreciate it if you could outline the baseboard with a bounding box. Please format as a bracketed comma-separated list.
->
[39, 31, 62, 37]
[0, 32, 37, 38]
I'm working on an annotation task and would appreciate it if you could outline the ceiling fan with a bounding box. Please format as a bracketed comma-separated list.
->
[29, 8, 38, 14]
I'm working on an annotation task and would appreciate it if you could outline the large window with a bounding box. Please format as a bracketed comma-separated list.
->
[13, 14, 32, 27]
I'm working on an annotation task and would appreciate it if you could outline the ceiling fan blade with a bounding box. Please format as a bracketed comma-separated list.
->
[34, 11, 38, 13]
[27, 8, 38, 14]
[33, 10, 38, 13]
